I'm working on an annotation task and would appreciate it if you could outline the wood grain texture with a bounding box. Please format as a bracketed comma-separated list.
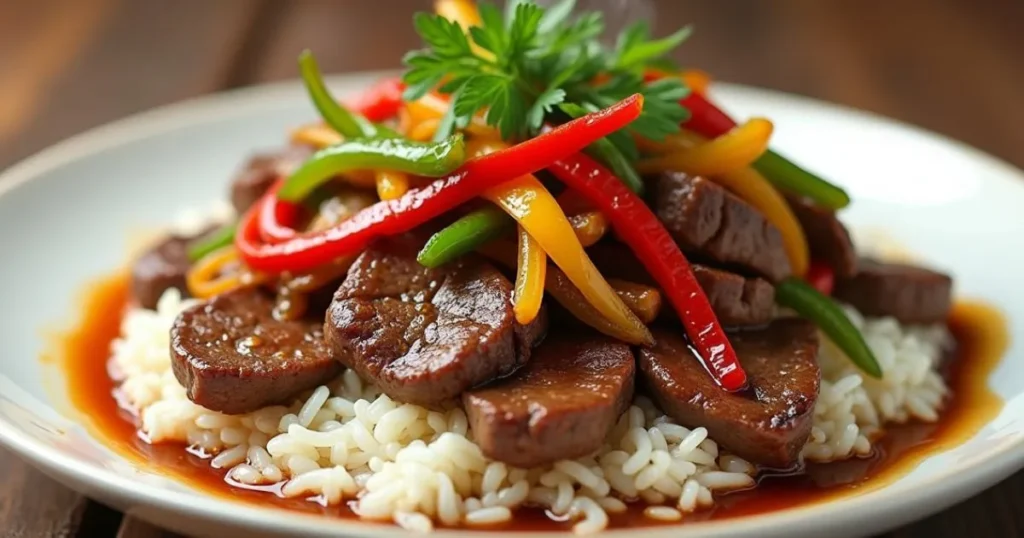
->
[1, 0, 1023, 536]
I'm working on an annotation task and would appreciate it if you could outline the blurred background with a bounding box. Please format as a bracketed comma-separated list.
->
[2, 0, 1023, 173]
[2, 1, 1024, 537]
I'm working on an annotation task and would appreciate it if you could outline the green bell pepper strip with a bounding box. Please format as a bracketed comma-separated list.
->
[753, 149, 850, 210]
[277, 135, 466, 203]
[417, 206, 514, 268]
[775, 277, 882, 378]
[559, 103, 644, 194]
[187, 222, 238, 262]
[299, 50, 398, 140]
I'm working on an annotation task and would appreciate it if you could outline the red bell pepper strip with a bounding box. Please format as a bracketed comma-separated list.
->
[547, 153, 748, 392]
[805, 260, 835, 296]
[237, 94, 645, 274]
[258, 187, 303, 243]
[344, 77, 405, 123]
[679, 91, 738, 138]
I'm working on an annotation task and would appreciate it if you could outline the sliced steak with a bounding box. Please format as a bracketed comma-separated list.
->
[587, 243, 775, 327]
[786, 195, 857, 278]
[833, 259, 952, 324]
[131, 231, 206, 310]
[464, 333, 634, 468]
[230, 145, 313, 214]
[325, 238, 547, 406]
[638, 319, 820, 469]
[653, 172, 791, 281]
[692, 265, 775, 327]
[171, 288, 340, 414]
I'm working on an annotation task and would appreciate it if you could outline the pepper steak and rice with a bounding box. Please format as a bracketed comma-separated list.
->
[109, 1, 957, 533]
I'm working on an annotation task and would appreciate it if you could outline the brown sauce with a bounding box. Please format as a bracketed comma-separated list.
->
[56, 272, 1008, 530]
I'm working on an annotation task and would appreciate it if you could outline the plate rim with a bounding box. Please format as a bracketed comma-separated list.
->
[1, 73, 1023, 537]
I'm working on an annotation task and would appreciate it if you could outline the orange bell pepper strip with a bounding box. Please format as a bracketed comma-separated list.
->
[636, 118, 774, 176]
[513, 226, 547, 324]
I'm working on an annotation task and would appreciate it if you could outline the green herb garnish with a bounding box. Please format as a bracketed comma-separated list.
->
[401, 0, 691, 156]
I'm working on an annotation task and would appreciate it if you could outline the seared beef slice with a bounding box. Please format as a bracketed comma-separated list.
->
[132, 231, 208, 310]
[464, 334, 635, 468]
[325, 239, 547, 406]
[171, 289, 340, 414]
[638, 319, 820, 468]
[653, 172, 791, 281]
[786, 195, 857, 278]
[834, 259, 952, 324]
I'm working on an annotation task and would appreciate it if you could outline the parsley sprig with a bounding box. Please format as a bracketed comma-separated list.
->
[402, 0, 691, 152]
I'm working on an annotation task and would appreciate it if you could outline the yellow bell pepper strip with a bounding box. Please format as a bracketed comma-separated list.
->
[513, 226, 547, 324]
[186, 245, 268, 299]
[409, 118, 441, 142]
[466, 138, 651, 345]
[481, 173, 652, 346]
[716, 166, 810, 276]
[375, 170, 410, 201]
[606, 278, 662, 325]
[636, 118, 774, 177]
[478, 241, 659, 342]
[290, 123, 342, 148]
[434, 0, 482, 29]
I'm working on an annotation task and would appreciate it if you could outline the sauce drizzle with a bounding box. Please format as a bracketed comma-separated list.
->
[56, 273, 1008, 530]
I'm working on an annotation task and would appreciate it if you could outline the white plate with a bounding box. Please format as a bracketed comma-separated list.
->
[0, 73, 1022, 538]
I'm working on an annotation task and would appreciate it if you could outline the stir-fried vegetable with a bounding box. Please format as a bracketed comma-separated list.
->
[482, 172, 652, 344]
[559, 103, 644, 194]
[237, 94, 645, 273]
[276, 136, 466, 203]
[512, 226, 546, 325]
[775, 277, 882, 378]
[567, 211, 608, 247]
[677, 87, 851, 209]
[418, 206, 513, 267]
[548, 152, 748, 392]
[636, 118, 773, 176]
[343, 77, 405, 123]
[186, 245, 267, 299]
[187, 222, 237, 262]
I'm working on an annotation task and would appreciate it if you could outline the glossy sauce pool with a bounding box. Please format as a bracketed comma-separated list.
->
[56, 273, 1009, 530]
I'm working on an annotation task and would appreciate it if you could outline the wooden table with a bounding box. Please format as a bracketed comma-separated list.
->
[1, 1, 1022, 536]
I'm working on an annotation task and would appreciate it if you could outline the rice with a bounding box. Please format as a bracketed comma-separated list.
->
[110, 281, 951, 533]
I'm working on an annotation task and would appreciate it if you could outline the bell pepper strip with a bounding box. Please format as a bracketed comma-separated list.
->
[409, 118, 441, 141]
[676, 90, 851, 209]
[434, 0, 482, 28]
[299, 50, 382, 138]
[188, 222, 238, 262]
[606, 278, 662, 324]
[375, 170, 410, 200]
[343, 77, 405, 123]
[567, 211, 608, 247]
[290, 123, 343, 149]
[752, 149, 850, 210]
[484, 175, 652, 345]
[478, 241, 658, 343]
[277, 135, 466, 203]
[806, 260, 835, 296]
[559, 103, 644, 194]
[186, 245, 268, 299]
[775, 277, 882, 378]
[466, 136, 653, 346]
[513, 226, 547, 325]
[404, 92, 500, 139]
[548, 152, 747, 392]
[237, 94, 645, 274]
[636, 118, 773, 177]
[418, 206, 514, 268]
[712, 165, 809, 277]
